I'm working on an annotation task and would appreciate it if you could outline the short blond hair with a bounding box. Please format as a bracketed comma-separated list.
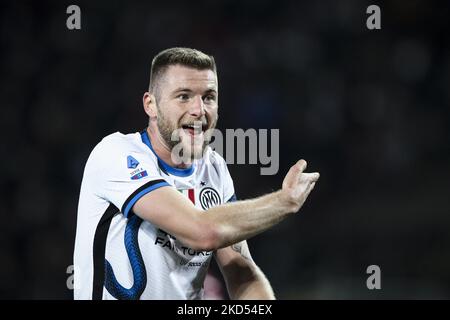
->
[149, 47, 216, 97]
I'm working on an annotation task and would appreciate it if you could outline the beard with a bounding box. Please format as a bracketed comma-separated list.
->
[156, 107, 217, 163]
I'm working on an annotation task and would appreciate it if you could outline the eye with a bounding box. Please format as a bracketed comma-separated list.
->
[177, 93, 190, 101]
[203, 94, 216, 103]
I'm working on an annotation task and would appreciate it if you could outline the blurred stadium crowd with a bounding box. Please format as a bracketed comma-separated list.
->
[0, 0, 449, 298]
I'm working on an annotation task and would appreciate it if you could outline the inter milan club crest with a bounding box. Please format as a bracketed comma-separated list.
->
[199, 187, 221, 210]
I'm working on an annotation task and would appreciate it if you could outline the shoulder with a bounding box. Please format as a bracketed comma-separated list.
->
[87, 131, 148, 166]
[95, 132, 140, 152]
[203, 146, 227, 166]
[91, 131, 146, 156]
[200, 147, 230, 176]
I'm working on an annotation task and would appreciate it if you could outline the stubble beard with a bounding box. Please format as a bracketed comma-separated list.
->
[156, 108, 217, 162]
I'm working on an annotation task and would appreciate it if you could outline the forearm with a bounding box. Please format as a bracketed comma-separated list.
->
[205, 190, 293, 249]
[133, 160, 318, 252]
[228, 265, 275, 300]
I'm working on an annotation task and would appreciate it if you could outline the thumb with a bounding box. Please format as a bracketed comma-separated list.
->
[283, 159, 307, 189]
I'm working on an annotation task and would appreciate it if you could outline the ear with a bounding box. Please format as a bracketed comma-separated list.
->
[143, 92, 157, 118]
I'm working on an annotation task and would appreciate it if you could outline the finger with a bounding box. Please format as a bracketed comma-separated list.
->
[300, 172, 320, 183]
[296, 159, 307, 173]
[304, 182, 316, 198]
[309, 172, 320, 182]
[283, 159, 307, 188]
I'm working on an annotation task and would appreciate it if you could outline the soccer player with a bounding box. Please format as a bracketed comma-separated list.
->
[74, 47, 320, 300]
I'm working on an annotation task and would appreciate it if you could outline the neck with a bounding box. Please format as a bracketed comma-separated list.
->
[146, 127, 192, 169]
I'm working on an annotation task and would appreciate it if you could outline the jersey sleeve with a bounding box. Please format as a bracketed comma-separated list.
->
[86, 135, 170, 218]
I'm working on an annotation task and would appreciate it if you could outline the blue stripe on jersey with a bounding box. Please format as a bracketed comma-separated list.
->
[140, 130, 195, 177]
[122, 181, 169, 218]
[104, 215, 146, 300]
[227, 194, 237, 203]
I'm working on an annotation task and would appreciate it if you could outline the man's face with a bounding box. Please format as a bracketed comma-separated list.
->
[154, 65, 218, 162]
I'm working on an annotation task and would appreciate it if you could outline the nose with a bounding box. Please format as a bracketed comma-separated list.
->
[189, 95, 206, 117]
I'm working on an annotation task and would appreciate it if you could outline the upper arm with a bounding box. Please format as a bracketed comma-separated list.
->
[132, 186, 218, 251]
[88, 136, 218, 251]
[88, 135, 170, 218]
[132, 152, 235, 251]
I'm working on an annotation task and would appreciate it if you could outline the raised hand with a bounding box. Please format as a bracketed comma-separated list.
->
[281, 159, 320, 213]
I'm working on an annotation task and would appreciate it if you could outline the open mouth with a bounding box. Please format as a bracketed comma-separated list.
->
[181, 123, 207, 136]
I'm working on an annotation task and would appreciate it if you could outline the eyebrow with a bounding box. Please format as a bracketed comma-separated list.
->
[172, 88, 217, 94]
[204, 89, 218, 94]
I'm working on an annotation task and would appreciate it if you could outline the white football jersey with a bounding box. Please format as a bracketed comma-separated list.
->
[74, 130, 236, 300]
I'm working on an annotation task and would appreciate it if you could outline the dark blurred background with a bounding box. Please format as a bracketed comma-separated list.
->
[0, 0, 449, 299]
